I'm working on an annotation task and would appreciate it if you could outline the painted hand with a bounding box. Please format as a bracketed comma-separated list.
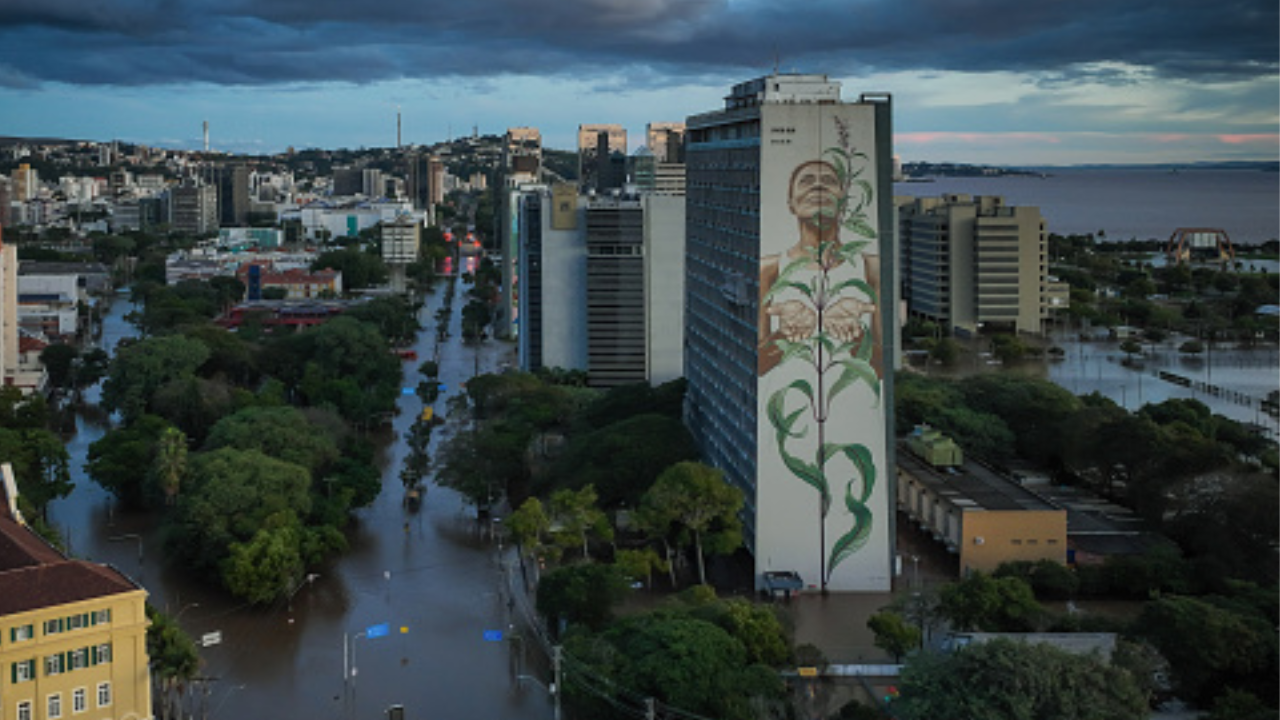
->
[766, 300, 817, 342]
[825, 297, 874, 344]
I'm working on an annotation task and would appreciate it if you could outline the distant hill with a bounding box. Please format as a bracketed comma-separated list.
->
[1012, 161, 1279, 173]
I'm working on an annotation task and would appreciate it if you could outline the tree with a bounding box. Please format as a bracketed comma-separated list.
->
[895, 638, 1147, 720]
[151, 427, 188, 506]
[146, 607, 200, 720]
[1134, 595, 1277, 708]
[87, 415, 176, 508]
[614, 548, 669, 590]
[203, 406, 342, 476]
[938, 572, 1042, 632]
[311, 247, 388, 291]
[101, 335, 210, 423]
[0, 427, 72, 516]
[166, 448, 311, 574]
[867, 611, 921, 662]
[548, 485, 613, 560]
[546, 413, 698, 508]
[535, 562, 631, 634]
[40, 343, 79, 392]
[507, 497, 550, 556]
[222, 525, 306, 604]
[639, 462, 743, 585]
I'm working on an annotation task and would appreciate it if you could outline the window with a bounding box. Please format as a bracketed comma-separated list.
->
[71, 648, 88, 670]
[10, 624, 34, 642]
[96, 644, 112, 663]
[12, 658, 35, 682]
[73, 688, 86, 714]
[44, 618, 63, 635]
[46, 653, 64, 676]
[48, 693, 62, 719]
[97, 682, 112, 708]
[93, 609, 111, 625]
[17, 700, 32, 720]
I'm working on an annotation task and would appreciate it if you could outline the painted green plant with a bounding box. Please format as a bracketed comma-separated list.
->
[763, 129, 881, 587]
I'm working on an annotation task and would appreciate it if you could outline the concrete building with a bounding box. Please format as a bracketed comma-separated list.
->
[514, 187, 684, 387]
[684, 74, 896, 592]
[577, 124, 627, 194]
[0, 464, 153, 720]
[216, 165, 251, 227]
[169, 183, 217, 235]
[645, 122, 686, 164]
[381, 215, 421, 293]
[897, 194, 1056, 335]
[896, 428, 1067, 575]
[0, 229, 18, 391]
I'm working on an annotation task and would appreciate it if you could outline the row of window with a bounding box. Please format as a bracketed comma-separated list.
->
[14, 683, 111, 720]
[39, 610, 112, 638]
[9, 644, 112, 683]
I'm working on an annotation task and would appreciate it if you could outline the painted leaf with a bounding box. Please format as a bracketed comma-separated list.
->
[828, 278, 877, 305]
[772, 338, 815, 368]
[848, 216, 878, 240]
[827, 358, 881, 407]
[827, 479, 874, 577]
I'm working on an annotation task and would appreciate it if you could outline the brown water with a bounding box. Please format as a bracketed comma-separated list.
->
[50, 285, 550, 720]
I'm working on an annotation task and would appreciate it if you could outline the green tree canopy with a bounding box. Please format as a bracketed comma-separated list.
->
[203, 405, 342, 476]
[546, 413, 698, 508]
[87, 415, 177, 508]
[938, 572, 1043, 632]
[895, 638, 1147, 720]
[101, 335, 210, 423]
[867, 610, 922, 662]
[637, 462, 743, 586]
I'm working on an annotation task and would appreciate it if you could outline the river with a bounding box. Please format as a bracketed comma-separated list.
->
[48, 280, 547, 720]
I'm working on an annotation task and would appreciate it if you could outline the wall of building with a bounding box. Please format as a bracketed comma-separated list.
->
[643, 195, 685, 385]
[960, 510, 1068, 574]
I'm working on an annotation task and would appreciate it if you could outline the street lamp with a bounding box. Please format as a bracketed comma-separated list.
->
[175, 603, 200, 623]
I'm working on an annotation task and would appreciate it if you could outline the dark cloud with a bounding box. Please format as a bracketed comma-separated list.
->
[1, 0, 1274, 87]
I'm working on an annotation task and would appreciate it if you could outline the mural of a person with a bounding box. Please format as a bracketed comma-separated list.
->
[757, 159, 882, 376]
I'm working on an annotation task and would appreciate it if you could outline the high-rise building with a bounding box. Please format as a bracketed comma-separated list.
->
[332, 168, 363, 197]
[428, 157, 445, 206]
[646, 122, 686, 164]
[0, 226, 16, 388]
[217, 164, 251, 227]
[362, 168, 384, 198]
[11, 164, 38, 201]
[897, 194, 1053, 335]
[684, 74, 896, 592]
[577, 124, 627, 193]
[408, 154, 432, 210]
[169, 182, 218, 235]
[515, 187, 685, 387]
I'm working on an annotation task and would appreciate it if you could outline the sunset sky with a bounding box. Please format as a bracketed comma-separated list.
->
[1, 0, 1276, 165]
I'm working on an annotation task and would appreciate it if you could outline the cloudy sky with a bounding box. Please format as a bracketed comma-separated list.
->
[1, 0, 1276, 165]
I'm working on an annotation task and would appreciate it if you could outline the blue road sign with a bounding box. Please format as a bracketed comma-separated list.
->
[401, 387, 415, 396]
[483, 630, 503, 642]
[366, 623, 390, 639]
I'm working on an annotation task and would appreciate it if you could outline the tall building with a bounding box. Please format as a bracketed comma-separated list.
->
[646, 122, 686, 163]
[382, 215, 421, 293]
[684, 74, 896, 592]
[216, 164, 251, 227]
[169, 182, 218, 235]
[11, 164, 38, 202]
[897, 194, 1052, 335]
[0, 464, 153, 720]
[577, 124, 627, 194]
[332, 168, 363, 197]
[515, 187, 685, 387]
[0, 227, 17, 388]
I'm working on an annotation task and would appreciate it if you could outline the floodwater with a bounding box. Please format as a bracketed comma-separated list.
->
[49, 280, 548, 720]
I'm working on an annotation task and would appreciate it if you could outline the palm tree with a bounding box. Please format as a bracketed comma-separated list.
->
[152, 428, 188, 506]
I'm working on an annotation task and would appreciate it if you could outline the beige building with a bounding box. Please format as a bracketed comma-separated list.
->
[0, 465, 152, 720]
[896, 435, 1067, 575]
[576, 124, 627, 193]
[897, 194, 1063, 335]
[503, 127, 542, 185]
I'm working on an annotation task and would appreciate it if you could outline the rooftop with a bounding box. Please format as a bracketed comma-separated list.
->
[897, 448, 1059, 513]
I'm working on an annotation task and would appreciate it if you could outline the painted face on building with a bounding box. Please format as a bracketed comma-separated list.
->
[787, 160, 843, 229]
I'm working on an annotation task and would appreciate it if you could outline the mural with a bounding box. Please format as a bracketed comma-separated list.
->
[757, 113, 884, 590]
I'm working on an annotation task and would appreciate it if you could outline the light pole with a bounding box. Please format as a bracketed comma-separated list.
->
[910, 554, 920, 591]
[175, 602, 200, 623]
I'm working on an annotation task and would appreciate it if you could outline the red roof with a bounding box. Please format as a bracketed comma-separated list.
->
[18, 335, 47, 354]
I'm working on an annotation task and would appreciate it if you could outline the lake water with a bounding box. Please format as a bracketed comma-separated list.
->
[895, 168, 1280, 245]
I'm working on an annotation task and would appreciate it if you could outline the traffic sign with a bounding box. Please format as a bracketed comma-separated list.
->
[201, 631, 222, 647]
[366, 623, 390, 639]
[483, 630, 503, 642]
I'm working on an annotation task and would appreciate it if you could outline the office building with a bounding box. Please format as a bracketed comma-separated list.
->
[646, 122, 686, 163]
[382, 215, 421, 293]
[332, 168, 363, 197]
[0, 464, 153, 720]
[216, 165, 251, 227]
[516, 187, 684, 387]
[897, 194, 1053, 335]
[684, 74, 896, 592]
[577, 124, 627, 194]
[169, 183, 217, 235]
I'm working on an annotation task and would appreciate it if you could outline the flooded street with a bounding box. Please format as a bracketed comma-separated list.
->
[48, 280, 546, 720]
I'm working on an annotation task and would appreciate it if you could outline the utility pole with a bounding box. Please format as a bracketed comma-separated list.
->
[552, 646, 562, 720]
[646, 697, 656, 720]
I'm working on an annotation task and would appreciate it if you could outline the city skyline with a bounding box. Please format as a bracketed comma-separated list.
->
[0, 0, 1276, 165]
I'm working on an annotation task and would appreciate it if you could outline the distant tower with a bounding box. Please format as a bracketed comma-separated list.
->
[397, 107, 402, 149]
[203, 121, 209, 153]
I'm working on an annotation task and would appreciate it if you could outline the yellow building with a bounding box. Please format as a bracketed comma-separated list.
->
[897, 443, 1067, 575]
[1, 466, 152, 720]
